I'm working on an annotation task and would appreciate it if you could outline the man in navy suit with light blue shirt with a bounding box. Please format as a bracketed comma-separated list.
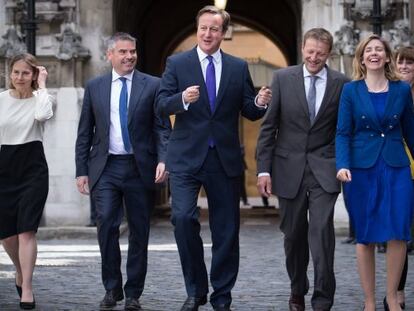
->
[75, 32, 170, 311]
[157, 6, 271, 311]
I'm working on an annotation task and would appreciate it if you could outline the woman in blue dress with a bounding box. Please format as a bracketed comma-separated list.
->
[336, 34, 414, 311]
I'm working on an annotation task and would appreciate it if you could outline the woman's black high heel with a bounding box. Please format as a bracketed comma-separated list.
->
[383, 297, 389, 311]
[384, 296, 405, 310]
[19, 295, 35, 310]
[15, 274, 22, 298]
[15, 284, 22, 298]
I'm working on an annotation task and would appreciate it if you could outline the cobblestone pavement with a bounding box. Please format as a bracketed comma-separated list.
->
[0, 218, 413, 310]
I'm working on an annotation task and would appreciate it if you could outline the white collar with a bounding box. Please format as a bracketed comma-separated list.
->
[302, 64, 327, 80]
[196, 46, 222, 63]
[112, 69, 134, 82]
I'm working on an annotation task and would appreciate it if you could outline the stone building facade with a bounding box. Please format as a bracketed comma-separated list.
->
[0, 0, 412, 225]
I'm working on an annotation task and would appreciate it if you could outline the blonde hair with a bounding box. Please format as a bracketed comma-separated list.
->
[8, 53, 39, 90]
[352, 34, 398, 81]
[303, 28, 333, 52]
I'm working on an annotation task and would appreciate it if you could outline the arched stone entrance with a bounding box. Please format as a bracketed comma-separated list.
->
[113, 0, 301, 75]
[113, 0, 302, 206]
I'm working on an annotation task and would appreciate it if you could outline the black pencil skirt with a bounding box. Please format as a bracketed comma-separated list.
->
[0, 141, 49, 239]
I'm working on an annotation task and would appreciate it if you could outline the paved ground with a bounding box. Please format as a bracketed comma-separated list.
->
[0, 214, 413, 310]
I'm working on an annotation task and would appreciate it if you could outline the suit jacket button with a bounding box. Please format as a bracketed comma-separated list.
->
[381, 133, 385, 137]
[362, 115, 366, 119]
[389, 125, 393, 129]
[393, 115, 398, 119]
[366, 125, 370, 128]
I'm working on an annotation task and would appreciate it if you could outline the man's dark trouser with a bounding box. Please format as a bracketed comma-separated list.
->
[93, 155, 154, 299]
[278, 164, 337, 310]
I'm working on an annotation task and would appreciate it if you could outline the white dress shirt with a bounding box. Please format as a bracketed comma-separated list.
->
[183, 47, 222, 109]
[303, 64, 327, 116]
[109, 69, 134, 155]
[197, 46, 222, 95]
[183, 46, 264, 108]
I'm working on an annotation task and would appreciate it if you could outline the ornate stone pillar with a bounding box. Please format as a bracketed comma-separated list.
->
[78, 0, 113, 79]
[301, 0, 348, 72]
[0, 0, 95, 225]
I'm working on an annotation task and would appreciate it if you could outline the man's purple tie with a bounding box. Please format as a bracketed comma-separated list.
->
[206, 55, 216, 112]
[206, 55, 216, 147]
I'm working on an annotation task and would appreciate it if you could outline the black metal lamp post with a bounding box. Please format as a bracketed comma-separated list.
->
[21, 0, 37, 55]
[372, 0, 383, 35]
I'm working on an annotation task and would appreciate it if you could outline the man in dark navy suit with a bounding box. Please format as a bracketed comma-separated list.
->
[75, 32, 170, 311]
[157, 6, 271, 311]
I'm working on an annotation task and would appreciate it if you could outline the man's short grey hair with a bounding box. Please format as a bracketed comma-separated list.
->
[106, 32, 136, 51]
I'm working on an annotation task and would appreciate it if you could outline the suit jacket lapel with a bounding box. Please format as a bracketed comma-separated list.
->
[100, 73, 112, 132]
[291, 66, 310, 121]
[189, 48, 211, 115]
[128, 70, 146, 126]
[215, 52, 230, 114]
[381, 81, 397, 126]
[313, 68, 338, 125]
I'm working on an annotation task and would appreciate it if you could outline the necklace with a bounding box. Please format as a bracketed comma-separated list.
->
[366, 80, 389, 93]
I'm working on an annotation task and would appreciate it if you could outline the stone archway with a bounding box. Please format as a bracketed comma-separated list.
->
[113, 0, 301, 205]
[113, 0, 301, 75]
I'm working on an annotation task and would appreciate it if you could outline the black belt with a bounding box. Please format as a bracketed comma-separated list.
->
[108, 154, 134, 159]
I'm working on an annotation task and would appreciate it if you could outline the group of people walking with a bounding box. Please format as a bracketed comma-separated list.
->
[0, 4, 413, 311]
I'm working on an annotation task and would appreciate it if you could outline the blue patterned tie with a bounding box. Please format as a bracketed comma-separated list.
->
[206, 56, 216, 147]
[206, 55, 216, 112]
[119, 77, 131, 152]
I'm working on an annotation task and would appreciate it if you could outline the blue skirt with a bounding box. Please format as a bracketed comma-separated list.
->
[343, 157, 413, 244]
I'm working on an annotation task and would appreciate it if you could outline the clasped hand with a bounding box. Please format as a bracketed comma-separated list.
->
[336, 168, 352, 182]
[257, 86, 272, 106]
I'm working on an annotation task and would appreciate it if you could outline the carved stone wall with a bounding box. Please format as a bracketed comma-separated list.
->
[0, 0, 412, 225]
[0, 0, 92, 88]
[330, 0, 413, 76]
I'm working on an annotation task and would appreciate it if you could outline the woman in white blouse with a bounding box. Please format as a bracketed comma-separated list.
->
[0, 53, 53, 310]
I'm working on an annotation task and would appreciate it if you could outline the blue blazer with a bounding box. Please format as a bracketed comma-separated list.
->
[156, 48, 265, 177]
[336, 79, 414, 170]
[75, 69, 171, 190]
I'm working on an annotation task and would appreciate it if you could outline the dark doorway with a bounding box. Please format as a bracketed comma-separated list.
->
[113, 0, 301, 76]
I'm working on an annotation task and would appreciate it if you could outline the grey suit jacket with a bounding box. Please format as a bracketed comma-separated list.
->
[256, 64, 349, 199]
[75, 69, 171, 190]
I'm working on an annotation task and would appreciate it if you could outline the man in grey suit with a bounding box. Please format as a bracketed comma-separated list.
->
[256, 28, 349, 311]
[75, 32, 170, 311]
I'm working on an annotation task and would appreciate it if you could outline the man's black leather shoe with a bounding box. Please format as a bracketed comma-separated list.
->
[289, 294, 305, 311]
[180, 296, 207, 311]
[213, 305, 231, 311]
[124, 297, 142, 310]
[99, 289, 124, 310]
